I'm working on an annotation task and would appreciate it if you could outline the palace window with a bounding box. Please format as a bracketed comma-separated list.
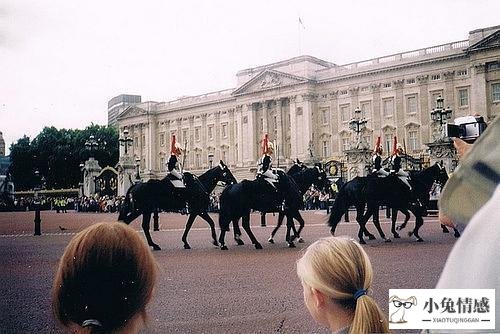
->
[296, 107, 303, 116]
[408, 130, 419, 151]
[142, 134, 146, 147]
[340, 90, 348, 95]
[406, 95, 418, 114]
[159, 133, 165, 146]
[456, 69, 468, 76]
[363, 134, 372, 146]
[406, 78, 416, 84]
[383, 82, 392, 88]
[208, 126, 213, 140]
[322, 140, 329, 157]
[431, 74, 441, 81]
[134, 136, 139, 148]
[382, 99, 394, 117]
[341, 137, 350, 151]
[195, 153, 201, 168]
[182, 130, 187, 143]
[195, 127, 200, 141]
[221, 123, 228, 138]
[360, 101, 371, 119]
[384, 134, 393, 153]
[321, 108, 329, 125]
[340, 104, 350, 122]
[273, 116, 278, 130]
[234, 122, 238, 137]
[221, 149, 227, 162]
[260, 118, 264, 132]
[458, 89, 469, 107]
[492, 83, 500, 102]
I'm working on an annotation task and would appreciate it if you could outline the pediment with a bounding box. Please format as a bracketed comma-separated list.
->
[117, 106, 148, 120]
[232, 69, 309, 96]
[467, 30, 500, 53]
[381, 124, 396, 132]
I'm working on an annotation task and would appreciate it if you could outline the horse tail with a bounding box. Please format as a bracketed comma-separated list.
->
[118, 187, 133, 221]
[328, 183, 350, 228]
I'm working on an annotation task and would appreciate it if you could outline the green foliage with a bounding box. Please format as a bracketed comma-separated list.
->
[9, 124, 119, 190]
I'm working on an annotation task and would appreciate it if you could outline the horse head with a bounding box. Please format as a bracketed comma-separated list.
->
[217, 160, 237, 185]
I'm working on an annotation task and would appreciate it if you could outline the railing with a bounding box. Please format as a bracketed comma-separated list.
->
[157, 88, 234, 109]
[321, 39, 470, 75]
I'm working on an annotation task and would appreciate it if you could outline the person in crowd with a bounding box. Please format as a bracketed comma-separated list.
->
[426, 116, 500, 333]
[297, 237, 389, 334]
[52, 222, 158, 333]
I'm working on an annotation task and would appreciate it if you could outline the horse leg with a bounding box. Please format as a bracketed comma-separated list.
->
[441, 224, 450, 233]
[391, 208, 400, 239]
[199, 212, 219, 247]
[219, 229, 228, 250]
[181, 214, 197, 249]
[142, 212, 161, 251]
[412, 214, 425, 242]
[294, 211, 305, 243]
[357, 207, 374, 244]
[269, 211, 284, 244]
[242, 214, 262, 249]
[123, 209, 142, 225]
[372, 206, 389, 242]
[233, 218, 244, 245]
[260, 212, 266, 227]
[285, 214, 296, 248]
[357, 205, 375, 240]
[453, 227, 461, 238]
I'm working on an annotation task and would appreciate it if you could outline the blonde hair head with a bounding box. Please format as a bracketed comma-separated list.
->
[52, 222, 158, 333]
[297, 237, 389, 334]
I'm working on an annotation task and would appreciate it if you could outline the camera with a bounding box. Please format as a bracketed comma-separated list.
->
[446, 116, 487, 142]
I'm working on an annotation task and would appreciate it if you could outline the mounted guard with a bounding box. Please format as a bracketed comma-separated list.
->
[390, 137, 411, 189]
[372, 136, 389, 177]
[166, 134, 185, 189]
[257, 134, 279, 189]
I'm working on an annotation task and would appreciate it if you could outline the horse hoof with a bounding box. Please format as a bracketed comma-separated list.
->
[416, 238, 424, 242]
[268, 238, 274, 244]
[359, 239, 366, 245]
[288, 242, 296, 248]
[220, 245, 228, 250]
[183, 244, 191, 250]
[408, 232, 414, 237]
[454, 231, 461, 238]
[384, 238, 392, 243]
[442, 229, 450, 234]
[255, 243, 263, 250]
[235, 239, 245, 246]
[212, 240, 219, 247]
[298, 237, 305, 243]
[368, 235, 376, 240]
[396, 226, 402, 231]
[393, 234, 400, 239]
[152, 244, 162, 251]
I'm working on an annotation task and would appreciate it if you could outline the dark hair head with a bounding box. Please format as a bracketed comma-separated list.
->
[52, 222, 157, 333]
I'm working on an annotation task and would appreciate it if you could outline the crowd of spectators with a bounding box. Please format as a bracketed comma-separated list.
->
[304, 187, 330, 210]
[11, 195, 124, 213]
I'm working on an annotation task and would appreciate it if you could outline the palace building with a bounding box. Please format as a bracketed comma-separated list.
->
[116, 25, 500, 180]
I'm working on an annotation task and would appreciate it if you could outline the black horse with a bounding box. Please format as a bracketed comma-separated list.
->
[267, 165, 330, 245]
[328, 163, 448, 243]
[118, 161, 237, 250]
[218, 166, 329, 250]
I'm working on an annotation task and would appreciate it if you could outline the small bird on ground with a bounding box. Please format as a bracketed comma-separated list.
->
[59, 226, 67, 231]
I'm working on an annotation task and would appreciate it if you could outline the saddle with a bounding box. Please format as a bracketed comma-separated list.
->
[166, 174, 186, 188]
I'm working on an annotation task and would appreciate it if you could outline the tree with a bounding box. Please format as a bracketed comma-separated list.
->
[9, 125, 119, 191]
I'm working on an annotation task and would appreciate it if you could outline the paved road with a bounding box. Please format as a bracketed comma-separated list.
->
[0, 210, 457, 333]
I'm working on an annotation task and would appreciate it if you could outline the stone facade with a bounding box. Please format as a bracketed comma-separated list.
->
[0, 131, 5, 157]
[117, 26, 500, 180]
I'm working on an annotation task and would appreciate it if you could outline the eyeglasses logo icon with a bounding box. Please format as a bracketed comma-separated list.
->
[389, 295, 417, 324]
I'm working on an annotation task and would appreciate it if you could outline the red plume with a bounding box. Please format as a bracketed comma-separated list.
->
[374, 136, 381, 153]
[262, 133, 269, 155]
[170, 134, 177, 155]
[392, 136, 398, 155]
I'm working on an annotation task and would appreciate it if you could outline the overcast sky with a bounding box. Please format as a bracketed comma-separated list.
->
[1, 0, 499, 154]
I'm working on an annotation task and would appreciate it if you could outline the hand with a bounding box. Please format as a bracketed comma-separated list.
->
[452, 137, 473, 159]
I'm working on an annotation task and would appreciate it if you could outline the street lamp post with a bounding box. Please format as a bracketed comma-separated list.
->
[430, 96, 453, 139]
[119, 129, 133, 155]
[348, 107, 368, 149]
[85, 135, 99, 158]
[33, 170, 42, 235]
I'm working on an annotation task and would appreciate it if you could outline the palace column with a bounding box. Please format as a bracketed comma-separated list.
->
[299, 93, 315, 162]
[261, 100, 268, 135]
[200, 114, 208, 167]
[471, 63, 487, 117]
[289, 96, 298, 159]
[244, 103, 257, 166]
[235, 105, 244, 166]
[147, 114, 157, 175]
[228, 108, 236, 166]
[417, 75, 431, 145]
[275, 99, 285, 164]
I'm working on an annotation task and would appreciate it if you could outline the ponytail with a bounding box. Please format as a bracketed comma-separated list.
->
[350, 295, 390, 334]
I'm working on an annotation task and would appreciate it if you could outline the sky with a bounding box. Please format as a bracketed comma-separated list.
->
[1, 0, 500, 154]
